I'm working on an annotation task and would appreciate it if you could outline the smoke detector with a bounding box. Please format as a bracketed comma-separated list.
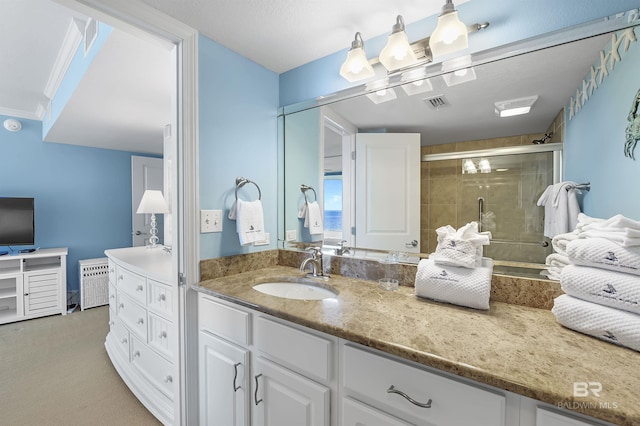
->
[3, 119, 22, 132]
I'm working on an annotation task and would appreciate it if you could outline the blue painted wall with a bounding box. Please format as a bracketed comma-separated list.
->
[0, 114, 141, 295]
[564, 30, 640, 220]
[280, 0, 640, 106]
[198, 35, 279, 259]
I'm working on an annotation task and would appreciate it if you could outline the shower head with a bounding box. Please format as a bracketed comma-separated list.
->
[532, 132, 553, 144]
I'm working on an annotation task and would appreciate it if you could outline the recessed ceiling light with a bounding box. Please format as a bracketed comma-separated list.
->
[494, 96, 538, 118]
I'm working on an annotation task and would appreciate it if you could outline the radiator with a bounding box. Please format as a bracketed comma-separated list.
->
[79, 258, 109, 310]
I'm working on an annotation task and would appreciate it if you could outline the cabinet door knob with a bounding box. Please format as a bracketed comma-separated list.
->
[137, 318, 144, 325]
[159, 331, 167, 339]
[119, 303, 125, 309]
[387, 385, 432, 408]
[158, 294, 166, 302]
[118, 275, 123, 281]
[121, 338, 128, 344]
[134, 351, 140, 358]
[254, 374, 263, 405]
[164, 375, 173, 384]
[136, 285, 143, 292]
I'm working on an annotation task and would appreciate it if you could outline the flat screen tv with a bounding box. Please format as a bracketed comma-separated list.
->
[0, 197, 35, 246]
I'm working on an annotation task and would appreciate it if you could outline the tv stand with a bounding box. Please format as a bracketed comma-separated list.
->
[0, 248, 68, 324]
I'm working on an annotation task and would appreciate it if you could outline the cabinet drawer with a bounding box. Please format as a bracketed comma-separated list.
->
[342, 397, 413, 426]
[198, 295, 250, 346]
[131, 335, 175, 400]
[147, 279, 173, 319]
[108, 283, 117, 312]
[116, 292, 147, 341]
[343, 344, 506, 426]
[536, 408, 604, 426]
[117, 267, 147, 305]
[108, 259, 117, 285]
[255, 315, 333, 382]
[148, 312, 175, 360]
[110, 317, 131, 361]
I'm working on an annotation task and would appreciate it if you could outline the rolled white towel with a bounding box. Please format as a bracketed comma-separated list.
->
[415, 257, 493, 310]
[566, 238, 640, 276]
[546, 252, 570, 267]
[551, 231, 579, 256]
[552, 294, 640, 352]
[561, 265, 640, 315]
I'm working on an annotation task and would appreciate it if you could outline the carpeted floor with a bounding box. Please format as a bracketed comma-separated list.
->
[0, 306, 161, 425]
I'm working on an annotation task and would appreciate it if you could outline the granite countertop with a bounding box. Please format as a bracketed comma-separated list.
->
[195, 265, 638, 425]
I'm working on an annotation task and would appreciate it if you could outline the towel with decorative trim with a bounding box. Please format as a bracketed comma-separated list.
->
[298, 201, 323, 235]
[552, 294, 640, 352]
[561, 264, 640, 314]
[415, 257, 493, 310]
[566, 238, 640, 276]
[228, 199, 265, 246]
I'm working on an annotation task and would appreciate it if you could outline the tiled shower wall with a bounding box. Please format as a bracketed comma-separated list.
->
[420, 110, 564, 263]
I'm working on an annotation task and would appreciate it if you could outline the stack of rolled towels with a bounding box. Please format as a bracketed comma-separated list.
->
[552, 214, 640, 352]
[415, 222, 493, 310]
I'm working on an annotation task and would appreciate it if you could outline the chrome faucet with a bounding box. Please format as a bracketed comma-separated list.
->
[334, 240, 350, 256]
[300, 247, 328, 278]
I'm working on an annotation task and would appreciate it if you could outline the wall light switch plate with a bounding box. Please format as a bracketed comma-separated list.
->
[201, 209, 222, 233]
[254, 233, 270, 246]
[286, 230, 297, 241]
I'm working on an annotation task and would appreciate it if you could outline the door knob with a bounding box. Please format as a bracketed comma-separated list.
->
[405, 240, 418, 247]
[134, 230, 148, 236]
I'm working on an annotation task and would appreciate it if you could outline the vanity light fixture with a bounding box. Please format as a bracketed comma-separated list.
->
[365, 78, 397, 104]
[400, 68, 434, 96]
[339, 32, 376, 83]
[463, 159, 477, 174]
[379, 15, 419, 72]
[441, 54, 476, 86]
[429, 0, 469, 58]
[495, 95, 539, 118]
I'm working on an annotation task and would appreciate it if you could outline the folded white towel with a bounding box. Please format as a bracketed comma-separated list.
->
[536, 182, 581, 238]
[415, 257, 494, 310]
[546, 252, 570, 267]
[566, 238, 640, 276]
[561, 265, 640, 315]
[552, 294, 640, 352]
[228, 199, 265, 246]
[576, 213, 604, 231]
[578, 230, 640, 247]
[581, 214, 640, 232]
[541, 267, 561, 281]
[551, 231, 579, 256]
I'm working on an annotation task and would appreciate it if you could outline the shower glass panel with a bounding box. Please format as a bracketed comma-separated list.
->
[424, 151, 554, 264]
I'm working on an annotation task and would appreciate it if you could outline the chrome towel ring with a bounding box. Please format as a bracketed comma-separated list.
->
[235, 177, 262, 200]
[300, 184, 317, 203]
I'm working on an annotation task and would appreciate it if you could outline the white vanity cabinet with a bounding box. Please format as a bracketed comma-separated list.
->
[0, 248, 67, 324]
[104, 247, 176, 425]
[198, 294, 335, 426]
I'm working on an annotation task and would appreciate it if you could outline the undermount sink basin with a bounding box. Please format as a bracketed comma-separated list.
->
[252, 281, 338, 300]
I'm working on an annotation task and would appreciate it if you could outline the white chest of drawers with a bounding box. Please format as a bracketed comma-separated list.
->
[104, 246, 176, 425]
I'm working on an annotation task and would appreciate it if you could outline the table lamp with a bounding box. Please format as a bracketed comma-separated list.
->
[136, 190, 169, 248]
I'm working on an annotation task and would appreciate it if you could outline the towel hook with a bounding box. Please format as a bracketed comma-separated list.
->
[235, 177, 262, 201]
[300, 184, 317, 203]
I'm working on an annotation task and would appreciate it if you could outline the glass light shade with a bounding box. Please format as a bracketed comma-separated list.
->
[400, 68, 433, 96]
[136, 190, 169, 214]
[429, 11, 468, 57]
[340, 46, 375, 83]
[379, 31, 418, 71]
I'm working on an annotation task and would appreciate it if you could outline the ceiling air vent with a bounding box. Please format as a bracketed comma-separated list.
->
[422, 95, 450, 110]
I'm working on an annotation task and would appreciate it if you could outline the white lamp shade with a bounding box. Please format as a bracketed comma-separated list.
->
[379, 31, 418, 71]
[429, 11, 468, 57]
[136, 190, 169, 214]
[340, 47, 375, 82]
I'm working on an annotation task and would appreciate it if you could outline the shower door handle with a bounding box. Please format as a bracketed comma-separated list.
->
[405, 240, 418, 248]
[477, 197, 485, 232]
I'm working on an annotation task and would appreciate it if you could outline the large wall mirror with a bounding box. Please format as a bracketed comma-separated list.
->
[281, 12, 640, 270]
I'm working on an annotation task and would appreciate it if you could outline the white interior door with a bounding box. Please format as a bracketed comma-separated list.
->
[132, 155, 164, 246]
[355, 133, 420, 253]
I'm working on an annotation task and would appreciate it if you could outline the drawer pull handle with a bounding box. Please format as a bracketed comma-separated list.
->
[136, 285, 143, 292]
[121, 338, 128, 344]
[387, 385, 432, 408]
[160, 331, 167, 339]
[137, 318, 144, 325]
[254, 374, 263, 405]
[164, 375, 173, 384]
[158, 294, 166, 302]
[118, 275, 123, 281]
[233, 362, 241, 392]
[134, 351, 140, 358]
[119, 303, 125, 309]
